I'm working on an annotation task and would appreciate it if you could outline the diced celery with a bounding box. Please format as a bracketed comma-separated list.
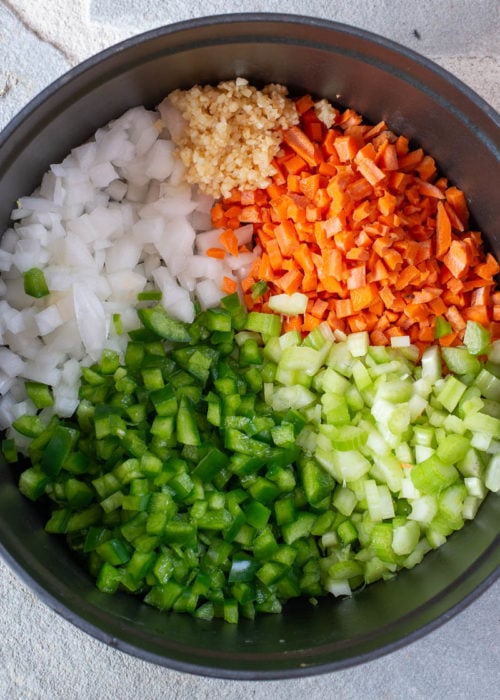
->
[392, 520, 420, 555]
[435, 375, 468, 412]
[421, 346, 442, 382]
[408, 495, 438, 524]
[346, 331, 369, 358]
[474, 369, 500, 401]
[485, 453, 500, 492]
[441, 347, 481, 376]
[364, 481, 395, 521]
[464, 321, 491, 356]
[268, 292, 308, 315]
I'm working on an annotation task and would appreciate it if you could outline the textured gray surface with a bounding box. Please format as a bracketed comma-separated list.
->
[0, 1, 499, 698]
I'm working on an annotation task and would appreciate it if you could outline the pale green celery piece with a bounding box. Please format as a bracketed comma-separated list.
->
[436, 434, 471, 464]
[408, 393, 428, 421]
[364, 480, 395, 521]
[234, 330, 262, 347]
[333, 449, 372, 482]
[395, 442, 413, 465]
[412, 425, 435, 447]
[457, 385, 483, 417]
[263, 337, 282, 363]
[328, 559, 364, 580]
[324, 579, 352, 597]
[397, 345, 420, 363]
[275, 365, 313, 388]
[329, 425, 368, 451]
[365, 423, 391, 457]
[485, 453, 500, 492]
[463, 320, 491, 356]
[486, 440, 500, 455]
[303, 402, 322, 426]
[352, 360, 372, 392]
[413, 377, 433, 398]
[408, 494, 438, 524]
[369, 360, 406, 378]
[475, 368, 500, 401]
[400, 476, 420, 499]
[464, 476, 486, 499]
[411, 454, 459, 494]
[470, 431, 492, 451]
[348, 478, 369, 502]
[414, 445, 435, 464]
[315, 445, 371, 482]
[482, 399, 500, 419]
[370, 453, 404, 493]
[278, 329, 302, 350]
[402, 538, 432, 569]
[392, 520, 420, 555]
[295, 425, 317, 453]
[442, 413, 466, 435]
[438, 482, 467, 528]
[268, 292, 308, 315]
[464, 411, 500, 436]
[462, 495, 482, 520]
[388, 404, 411, 435]
[421, 345, 442, 382]
[332, 486, 357, 516]
[435, 375, 468, 412]
[427, 406, 447, 428]
[441, 346, 481, 376]
[426, 529, 448, 549]
[321, 532, 339, 549]
[320, 393, 351, 426]
[311, 367, 326, 392]
[366, 345, 392, 365]
[346, 331, 369, 358]
[375, 379, 413, 403]
[277, 344, 329, 379]
[457, 448, 485, 478]
[488, 340, 500, 364]
[326, 342, 354, 377]
[301, 323, 332, 350]
[363, 557, 391, 583]
[345, 385, 365, 412]
[321, 367, 352, 394]
[270, 385, 316, 412]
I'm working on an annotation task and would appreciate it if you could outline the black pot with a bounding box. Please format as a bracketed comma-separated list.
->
[0, 14, 498, 679]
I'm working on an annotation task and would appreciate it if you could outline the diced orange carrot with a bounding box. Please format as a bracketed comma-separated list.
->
[221, 277, 238, 294]
[218, 229, 240, 257]
[206, 247, 226, 259]
[204, 100, 500, 352]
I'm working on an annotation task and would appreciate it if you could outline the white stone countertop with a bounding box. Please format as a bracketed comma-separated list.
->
[0, 1, 498, 698]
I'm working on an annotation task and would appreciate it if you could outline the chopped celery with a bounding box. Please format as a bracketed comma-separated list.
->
[268, 292, 308, 315]
[463, 321, 491, 356]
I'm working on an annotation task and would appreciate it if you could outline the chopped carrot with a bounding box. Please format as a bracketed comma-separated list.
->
[206, 247, 226, 259]
[435, 201, 452, 259]
[218, 229, 240, 257]
[221, 277, 238, 295]
[209, 108, 499, 349]
[283, 126, 322, 168]
[443, 239, 471, 279]
[295, 94, 315, 115]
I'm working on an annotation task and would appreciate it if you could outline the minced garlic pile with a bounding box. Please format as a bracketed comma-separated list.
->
[166, 78, 299, 198]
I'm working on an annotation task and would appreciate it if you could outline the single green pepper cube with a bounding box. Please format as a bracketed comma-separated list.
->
[23, 267, 49, 297]
[41, 425, 79, 476]
[25, 381, 54, 409]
